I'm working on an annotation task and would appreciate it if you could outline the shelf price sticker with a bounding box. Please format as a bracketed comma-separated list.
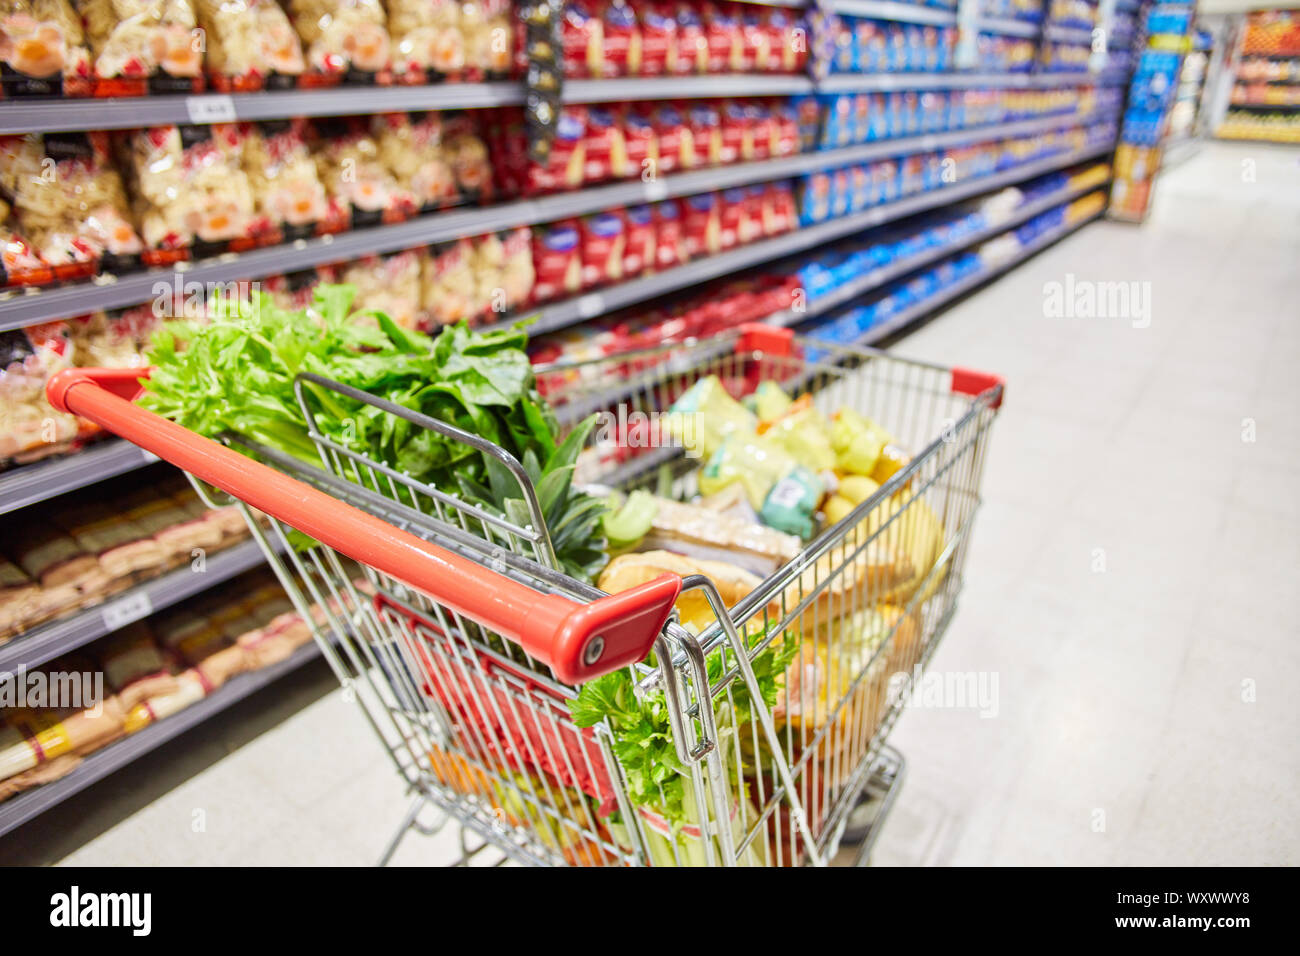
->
[102, 591, 154, 631]
[186, 94, 237, 124]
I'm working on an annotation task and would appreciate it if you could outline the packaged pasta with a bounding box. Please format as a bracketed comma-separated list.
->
[470, 226, 533, 319]
[285, 0, 391, 84]
[237, 119, 333, 240]
[263, 266, 327, 311]
[374, 111, 457, 212]
[561, 0, 601, 78]
[0, 0, 92, 95]
[67, 306, 157, 368]
[673, 1, 708, 76]
[119, 123, 255, 262]
[0, 322, 80, 465]
[600, 0, 640, 77]
[76, 0, 204, 94]
[310, 117, 416, 227]
[343, 248, 422, 329]
[462, 0, 513, 79]
[582, 104, 627, 183]
[0, 131, 143, 278]
[579, 210, 623, 289]
[194, 0, 304, 91]
[441, 111, 493, 201]
[388, 0, 465, 82]
[1, 202, 51, 287]
[680, 190, 720, 259]
[531, 219, 581, 304]
[421, 238, 476, 326]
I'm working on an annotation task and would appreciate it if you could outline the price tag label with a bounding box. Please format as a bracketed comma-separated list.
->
[102, 591, 153, 631]
[577, 293, 606, 318]
[186, 94, 236, 124]
[643, 179, 669, 202]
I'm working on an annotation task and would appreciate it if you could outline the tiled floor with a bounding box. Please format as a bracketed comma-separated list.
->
[3, 141, 1296, 867]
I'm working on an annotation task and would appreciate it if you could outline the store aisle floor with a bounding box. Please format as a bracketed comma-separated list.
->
[5, 142, 1296, 867]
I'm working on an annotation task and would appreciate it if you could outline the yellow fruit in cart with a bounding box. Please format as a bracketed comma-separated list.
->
[838, 475, 880, 506]
[871, 443, 911, 488]
[824, 494, 855, 526]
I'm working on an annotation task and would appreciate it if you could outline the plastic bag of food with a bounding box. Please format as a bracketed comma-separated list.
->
[600, 0, 640, 77]
[1, 203, 51, 287]
[310, 117, 415, 227]
[639, 1, 673, 75]
[0, 322, 80, 464]
[582, 104, 627, 183]
[194, 0, 303, 91]
[699, 432, 824, 537]
[672, 1, 707, 75]
[561, 0, 601, 78]
[531, 218, 581, 303]
[234, 119, 331, 241]
[0, 0, 91, 95]
[421, 238, 476, 326]
[285, 0, 390, 82]
[68, 306, 158, 367]
[388, 0, 464, 82]
[441, 111, 493, 201]
[579, 210, 623, 289]
[119, 123, 254, 260]
[666, 373, 755, 459]
[471, 225, 533, 318]
[343, 248, 422, 329]
[0, 131, 143, 277]
[759, 396, 836, 472]
[680, 191, 720, 259]
[77, 0, 203, 92]
[374, 111, 457, 211]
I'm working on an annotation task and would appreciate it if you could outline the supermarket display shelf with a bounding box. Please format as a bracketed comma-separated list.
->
[514, 140, 1115, 338]
[978, 17, 1042, 39]
[0, 640, 321, 838]
[0, 537, 269, 674]
[762, 177, 1108, 327]
[1044, 24, 1095, 46]
[825, 1, 958, 27]
[0, 439, 158, 516]
[1226, 101, 1300, 110]
[563, 74, 815, 102]
[0, 109, 1117, 330]
[819, 69, 1121, 91]
[855, 207, 1103, 345]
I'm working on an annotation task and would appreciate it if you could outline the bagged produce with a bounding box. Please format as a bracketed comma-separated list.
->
[285, 0, 391, 82]
[194, 0, 304, 90]
[0, 0, 91, 95]
[76, 0, 204, 92]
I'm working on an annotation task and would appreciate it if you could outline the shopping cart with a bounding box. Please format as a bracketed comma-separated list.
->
[47, 323, 1002, 867]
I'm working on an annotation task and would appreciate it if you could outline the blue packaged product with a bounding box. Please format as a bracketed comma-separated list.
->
[798, 170, 832, 225]
[830, 168, 851, 218]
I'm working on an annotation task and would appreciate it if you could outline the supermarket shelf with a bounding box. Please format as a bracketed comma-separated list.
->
[824, 1, 957, 27]
[1044, 24, 1095, 46]
[0, 439, 159, 516]
[0, 537, 269, 674]
[763, 177, 1108, 327]
[516, 140, 1115, 338]
[0, 639, 321, 838]
[819, 70, 1120, 91]
[0, 83, 526, 136]
[855, 208, 1102, 345]
[978, 18, 1042, 39]
[0, 109, 1117, 330]
[564, 75, 814, 102]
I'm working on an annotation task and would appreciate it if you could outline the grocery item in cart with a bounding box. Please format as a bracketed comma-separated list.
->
[118, 123, 256, 261]
[0, 131, 143, 278]
[194, 0, 304, 91]
[77, 0, 204, 93]
[0, 0, 91, 95]
[284, 0, 391, 83]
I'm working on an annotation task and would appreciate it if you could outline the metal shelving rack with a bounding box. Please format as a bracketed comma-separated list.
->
[0, 0, 1134, 844]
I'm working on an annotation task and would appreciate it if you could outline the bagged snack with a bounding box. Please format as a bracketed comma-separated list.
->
[622, 104, 657, 180]
[718, 186, 744, 251]
[0, 0, 91, 96]
[237, 119, 331, 241]
[194, 0, 304, 91]
[764, 5, 804, 73]
[119, 123, 255, 261]
[76, 0, 203, 94]
[561, 0, 601, 78]
[343, 248, 422, 329]
[470, 226, 533, 319]
[374, 111, 457, 211]
[578, 210, 624, 289]
[311, 117, 415, 228]
[285, 0, 391, 83]
[388, 0, 465, 82]
[531, 218, 581, 303]
[0, 131, 142, 278]
[421, 238, 477, 325]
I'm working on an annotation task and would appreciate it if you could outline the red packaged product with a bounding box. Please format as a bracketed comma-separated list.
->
[739, 6, 770, 72]
[701, 2, 741, 73]
[718, 187, 745, 251]
[621, 204, 655, 278]
[747, 101, 772, 160]
[719, 99, 749, 165]
[738, 185, 764, 245]
[601, 0, 642, 77]
[652, 104, 690, 174]
[563, 0, 604, 79]
[765, 7, 806, 73]
[653, 200, 685, 270]
[623, 106, 659, 181]
[532, 220, 583, 303]
[583, 105, 628, 183]
[579, 210, 625, 288]
[639, 3, 676, 76]
[765, 182, 796, 235]
[533, 106, 588, 193]
[686, 101, 722, 167]
[673, 2, 708, 75]
[679, 192, 720, 259]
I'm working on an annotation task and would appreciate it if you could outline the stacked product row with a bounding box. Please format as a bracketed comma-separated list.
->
[1219, 9, 1300, 144]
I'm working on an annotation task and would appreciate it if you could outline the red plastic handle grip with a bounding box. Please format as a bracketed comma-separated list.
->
[47, 368, 681, 684]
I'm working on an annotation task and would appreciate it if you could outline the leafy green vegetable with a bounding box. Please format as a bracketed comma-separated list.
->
[570, 625, 800, 826]
[139, 286, 608, 581]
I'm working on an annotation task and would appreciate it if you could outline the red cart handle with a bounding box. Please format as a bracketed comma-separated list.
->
[47, 368, 681, 685]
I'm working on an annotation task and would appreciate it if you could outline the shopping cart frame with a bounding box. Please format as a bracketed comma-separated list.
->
[48, 324, 1003, 867]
